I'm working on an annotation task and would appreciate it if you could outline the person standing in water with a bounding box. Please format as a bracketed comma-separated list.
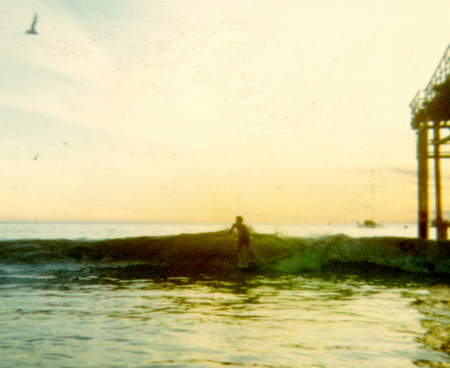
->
[229, 216, 255, 266]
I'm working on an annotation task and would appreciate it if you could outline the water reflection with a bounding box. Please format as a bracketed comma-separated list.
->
[1, 269, 450, 367]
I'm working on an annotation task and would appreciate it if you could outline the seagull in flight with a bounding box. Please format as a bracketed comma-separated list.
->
[26, 13, 38, 35]
[32, 154, 39, 161]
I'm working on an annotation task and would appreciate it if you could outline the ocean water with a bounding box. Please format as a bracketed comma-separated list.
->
[0, 221, 418, 240]
[1, 222, 450, 367]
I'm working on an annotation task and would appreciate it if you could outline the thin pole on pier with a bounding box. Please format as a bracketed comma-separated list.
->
[418, 125, 428, 240]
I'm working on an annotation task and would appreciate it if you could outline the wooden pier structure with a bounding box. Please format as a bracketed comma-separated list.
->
[411, 44, 450, 240]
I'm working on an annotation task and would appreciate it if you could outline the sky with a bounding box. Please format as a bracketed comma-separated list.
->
[2, 0, 450, 224]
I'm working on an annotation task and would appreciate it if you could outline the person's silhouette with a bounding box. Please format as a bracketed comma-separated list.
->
[229, 216, 255, 267]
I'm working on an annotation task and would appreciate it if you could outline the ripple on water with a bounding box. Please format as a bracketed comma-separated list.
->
[0, 274, 449, 367]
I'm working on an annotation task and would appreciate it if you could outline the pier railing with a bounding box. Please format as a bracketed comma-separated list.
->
[411, 44, 450, 116]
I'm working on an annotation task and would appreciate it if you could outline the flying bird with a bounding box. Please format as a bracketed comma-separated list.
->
[32, 154, 39, 161]
[26, 13, 38, 35]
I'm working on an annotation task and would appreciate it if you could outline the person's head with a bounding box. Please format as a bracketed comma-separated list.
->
[236, 216, 243, 223]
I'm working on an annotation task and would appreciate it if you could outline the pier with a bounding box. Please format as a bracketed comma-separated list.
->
[411, 44, 450, 240]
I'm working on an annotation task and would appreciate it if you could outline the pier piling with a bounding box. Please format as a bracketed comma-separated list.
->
[411, 44, 450, 240]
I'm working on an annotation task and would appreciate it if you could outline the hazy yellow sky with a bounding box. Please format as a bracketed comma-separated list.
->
[2, 0, 450, 224]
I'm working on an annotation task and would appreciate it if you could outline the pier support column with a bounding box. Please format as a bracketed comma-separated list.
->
[418, 125, 428, 240]
[434, 122, 449, 240]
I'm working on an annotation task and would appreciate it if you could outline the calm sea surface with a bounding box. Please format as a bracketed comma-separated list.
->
[0, 222, 449, 367]
[0, 221, 420, 240]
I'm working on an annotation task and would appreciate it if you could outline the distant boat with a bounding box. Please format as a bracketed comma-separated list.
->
[357, 170, 383, 228]
[357, 220, 383, 228]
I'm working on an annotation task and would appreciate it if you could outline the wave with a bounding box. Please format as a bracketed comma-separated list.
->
[0, 231, 449, 278]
